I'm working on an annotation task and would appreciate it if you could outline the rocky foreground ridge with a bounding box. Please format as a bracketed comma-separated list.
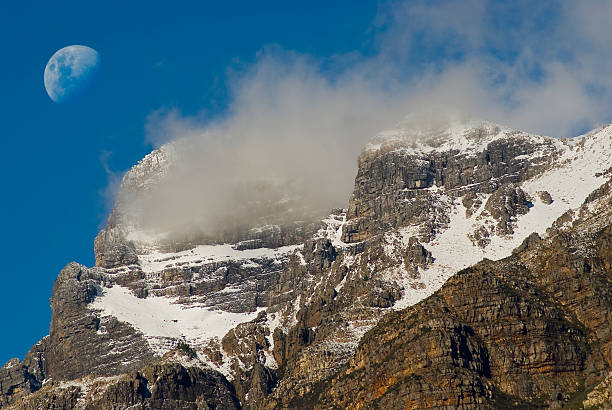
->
[1, 119, 611, 409]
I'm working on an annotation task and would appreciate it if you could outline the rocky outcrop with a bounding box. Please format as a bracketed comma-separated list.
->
[45, 263, 152, 381]
[253, 125, 612, 409]
[0, 336, 50, 407]
[2, 119, 611, 409]
[483, 183, 531, 235]
[93, 226, 138, 268]
[93, 143, 322, 270]
[9, 361, 241, 410]
[289, 188, 612, 409]
[585, 370, 612, 408]
[538, 190, 553, 204]
[0, 360, 38, 407]
[342, 125, 560, 243]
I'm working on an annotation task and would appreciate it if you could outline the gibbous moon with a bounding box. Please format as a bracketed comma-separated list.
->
[44, 45, 101, 104]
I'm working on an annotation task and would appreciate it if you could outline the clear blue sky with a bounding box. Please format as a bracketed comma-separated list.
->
[0, 1, 378, 365]
[2, 0, 611, 365]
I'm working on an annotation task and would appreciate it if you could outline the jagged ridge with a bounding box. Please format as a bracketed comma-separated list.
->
[2, 118, 611, 409]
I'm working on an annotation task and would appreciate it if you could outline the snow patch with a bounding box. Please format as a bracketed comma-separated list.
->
[365, 119, 564, 156]
[90, 286, 262, 356]
[390, 125, 612, 310]
[138, 243, 302, 274]
[315, 209, 348, 248]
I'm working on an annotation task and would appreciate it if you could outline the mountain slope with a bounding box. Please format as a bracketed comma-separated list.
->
[309, 177, 612, 409]
[1, 118, 611, 409]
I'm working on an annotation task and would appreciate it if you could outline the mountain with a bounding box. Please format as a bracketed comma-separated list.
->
[1, 118, 611, 409]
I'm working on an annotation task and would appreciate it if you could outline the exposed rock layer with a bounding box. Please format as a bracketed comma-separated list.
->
[2, 120, 611, 409]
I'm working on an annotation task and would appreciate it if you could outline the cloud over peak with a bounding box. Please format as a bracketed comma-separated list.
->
[125, 0, 612, 239]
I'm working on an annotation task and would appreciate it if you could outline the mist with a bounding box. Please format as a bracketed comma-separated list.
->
[116, 0, 612, 240]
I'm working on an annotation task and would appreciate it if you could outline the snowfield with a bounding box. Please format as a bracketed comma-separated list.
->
[89, 120, 611, 379]
[91, 286, 262, 354]
[137, 243, 302, 274]
[390, 124, 612, 309]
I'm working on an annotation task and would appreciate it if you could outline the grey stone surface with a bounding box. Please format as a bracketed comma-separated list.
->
[4, 122, 611, 409]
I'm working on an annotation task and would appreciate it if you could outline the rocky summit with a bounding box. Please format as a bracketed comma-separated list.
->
[2, 118, 611, 409]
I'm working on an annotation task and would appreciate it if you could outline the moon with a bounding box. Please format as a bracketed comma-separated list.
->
[44, 45, 100, 104]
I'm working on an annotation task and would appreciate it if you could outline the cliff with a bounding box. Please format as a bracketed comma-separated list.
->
[2, 118, 611, 409]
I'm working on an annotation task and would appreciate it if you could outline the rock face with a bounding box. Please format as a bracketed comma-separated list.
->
[93, 227, 138, 269]
[483, 183, 532, 235]
[45, 263, 153, 381]
[342, 122, 559, 243]
[2, 117, 611, 409]
[0, 359, 39, 406]
[313, 206, 612, 408]
[265, 176, 612, 409]
[10, 359, 241, 409]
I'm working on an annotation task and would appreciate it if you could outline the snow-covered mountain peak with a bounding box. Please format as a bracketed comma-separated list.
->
[119, 142, 176, 196]
[85, 116, 611, 388]
[6, 113, 612, 408]
[365, 116, 565, 156]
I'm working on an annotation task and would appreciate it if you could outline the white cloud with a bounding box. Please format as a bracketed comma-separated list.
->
[126, 0, 612, 238]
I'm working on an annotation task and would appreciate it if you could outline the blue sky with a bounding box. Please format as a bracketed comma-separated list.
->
[0, 0, 377, 365]
[1, 0, 611, 365]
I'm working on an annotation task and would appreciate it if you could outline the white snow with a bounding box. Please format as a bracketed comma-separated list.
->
[137, 243, 302, 274]
[365, 118, 563, 157]
[315, 209, 348, 248]
[296, 251, 307, 266]
[334, 272, 349, 293]
[262, 312, 282, 369]
[58, 375, 123, 399]
[87, 121, 610, 381]
[90, 286, 262, 356]
[389, 125, 612, 310]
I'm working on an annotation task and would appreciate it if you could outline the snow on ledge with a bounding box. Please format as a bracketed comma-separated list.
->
[137, 243, 303, 273]
[90, 285, 262, 355]
[389, 125, 612, 310]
